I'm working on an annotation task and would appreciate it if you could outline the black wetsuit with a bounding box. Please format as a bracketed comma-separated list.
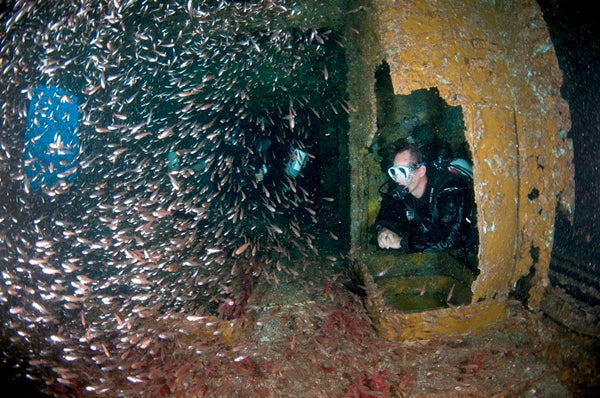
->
[374, 167, 477, 253]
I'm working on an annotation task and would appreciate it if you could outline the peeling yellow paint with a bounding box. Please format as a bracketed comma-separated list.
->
[374, 299, 508, 341]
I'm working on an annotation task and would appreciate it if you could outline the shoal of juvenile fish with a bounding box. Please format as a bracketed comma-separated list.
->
[0, 0, 353, 394]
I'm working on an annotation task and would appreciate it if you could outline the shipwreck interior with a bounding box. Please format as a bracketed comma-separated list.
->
[341, 0, 577, 340]
[0, 0, 598, 396]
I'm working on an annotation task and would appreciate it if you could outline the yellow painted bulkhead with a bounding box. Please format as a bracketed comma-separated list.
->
[344, 0, 573, 339]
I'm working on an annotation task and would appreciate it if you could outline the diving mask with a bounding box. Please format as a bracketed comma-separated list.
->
[387, 162, 424, 184]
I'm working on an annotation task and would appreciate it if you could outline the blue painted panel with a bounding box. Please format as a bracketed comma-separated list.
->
[24, 85, 80, 190]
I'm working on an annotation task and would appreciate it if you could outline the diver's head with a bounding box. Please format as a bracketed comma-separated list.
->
[387, 144, 427, 198]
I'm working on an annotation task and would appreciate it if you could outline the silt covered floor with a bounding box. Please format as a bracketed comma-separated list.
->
[53, 257, 598, 398]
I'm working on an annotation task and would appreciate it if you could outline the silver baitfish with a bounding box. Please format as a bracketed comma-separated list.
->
[0, 0, 349, 394]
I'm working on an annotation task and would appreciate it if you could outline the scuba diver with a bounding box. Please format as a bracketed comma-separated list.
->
[374, 138, 477, 254]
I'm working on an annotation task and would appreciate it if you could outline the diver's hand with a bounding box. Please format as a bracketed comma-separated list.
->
[377, 228, 402, 249]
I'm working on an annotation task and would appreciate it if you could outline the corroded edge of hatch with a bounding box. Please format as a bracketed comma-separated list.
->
[356, 256, 506, 340]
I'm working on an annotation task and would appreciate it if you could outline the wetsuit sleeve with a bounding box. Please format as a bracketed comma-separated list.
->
[374, 194, 407, 233]
[408, 187, 465, 252]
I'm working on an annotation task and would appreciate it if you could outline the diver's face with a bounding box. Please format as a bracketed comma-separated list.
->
[392, 151, 425, 196]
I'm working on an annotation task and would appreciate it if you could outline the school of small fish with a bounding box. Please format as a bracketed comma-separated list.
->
[0, 0, 352, 394]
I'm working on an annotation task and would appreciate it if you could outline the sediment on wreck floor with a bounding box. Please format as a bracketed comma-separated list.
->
[155, 272, 596, 397]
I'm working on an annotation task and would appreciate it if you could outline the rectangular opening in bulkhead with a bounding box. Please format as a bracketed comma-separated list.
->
[356, 60, 479, 313]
